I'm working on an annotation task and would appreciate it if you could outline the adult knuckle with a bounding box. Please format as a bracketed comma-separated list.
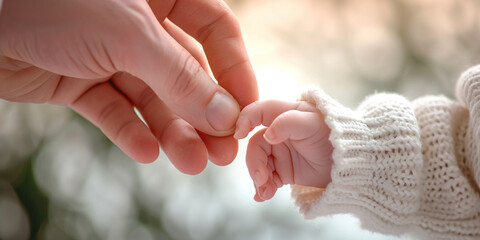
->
[195, 7, 239, 43]
[97, 99, 123, 125]
[136, 87, 157, 110]
[102, 3, 154, 71]
[168, 55, 201, 103]
[114, 119, 138, 142]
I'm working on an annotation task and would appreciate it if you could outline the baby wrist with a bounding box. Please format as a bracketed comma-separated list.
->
[292, 88, 423, 234]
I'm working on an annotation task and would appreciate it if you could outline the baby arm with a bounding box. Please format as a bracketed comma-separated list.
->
[232, 65, 480, 240]
[234, 100, 333, 202]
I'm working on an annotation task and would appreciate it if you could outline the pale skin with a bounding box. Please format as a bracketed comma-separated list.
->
[234, 100, 333, 202]
[0, 0, 258, 174]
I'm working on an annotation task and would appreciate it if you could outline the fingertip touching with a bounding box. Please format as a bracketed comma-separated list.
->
[205, 91, 240, 134]
[147, 0, 257, 136]
[233, 115, 252, 139]
[234, 100, 304, 141]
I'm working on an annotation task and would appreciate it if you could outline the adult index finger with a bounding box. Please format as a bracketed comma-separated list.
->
[156, 0, 259, 107]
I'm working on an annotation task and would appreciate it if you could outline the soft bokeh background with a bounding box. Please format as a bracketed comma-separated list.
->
[1, 0, 479, 239]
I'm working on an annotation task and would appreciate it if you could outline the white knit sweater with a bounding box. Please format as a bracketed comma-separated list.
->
[291, 65, 480, 240]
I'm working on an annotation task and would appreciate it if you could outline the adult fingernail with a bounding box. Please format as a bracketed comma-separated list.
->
[206, 92, 240, 132]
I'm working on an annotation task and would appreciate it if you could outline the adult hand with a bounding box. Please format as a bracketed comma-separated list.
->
[0, 0, 258, 174]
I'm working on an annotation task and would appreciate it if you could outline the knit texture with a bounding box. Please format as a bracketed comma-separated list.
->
[291, 65, 480, 240]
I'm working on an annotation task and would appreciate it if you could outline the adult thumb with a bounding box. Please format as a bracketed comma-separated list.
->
[120, 24, 240, 136]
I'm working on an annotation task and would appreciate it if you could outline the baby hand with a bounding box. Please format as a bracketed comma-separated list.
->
[234, 100, 333, 202]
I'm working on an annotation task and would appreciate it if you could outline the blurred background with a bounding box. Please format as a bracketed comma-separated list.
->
[1, 0, 480, 239]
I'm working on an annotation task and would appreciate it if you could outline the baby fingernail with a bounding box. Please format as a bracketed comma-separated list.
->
[273, 174, 283, 188]
[259, 186, 266, 197]
[253, 170, 261, 183]
[263, 130, 275, 143]
[233, 116, 248, 139]
[233, 125, 240, 139]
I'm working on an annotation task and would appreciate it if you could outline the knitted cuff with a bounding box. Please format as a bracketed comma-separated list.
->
[291, 87, 423, 235]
